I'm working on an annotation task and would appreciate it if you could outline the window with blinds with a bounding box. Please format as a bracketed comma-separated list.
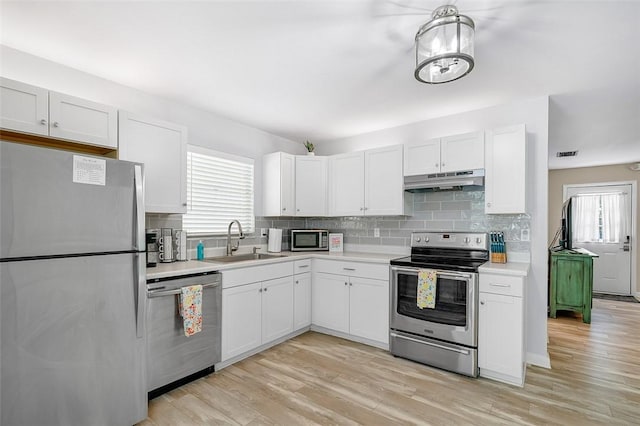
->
[182, 145, 254, 235]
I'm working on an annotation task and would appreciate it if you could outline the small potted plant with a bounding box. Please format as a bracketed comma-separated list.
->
[303, 140, 315, 156]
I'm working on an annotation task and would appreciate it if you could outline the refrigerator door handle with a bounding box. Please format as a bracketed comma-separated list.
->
[135, 252, 146, 338]
[133, 164, 145, 251]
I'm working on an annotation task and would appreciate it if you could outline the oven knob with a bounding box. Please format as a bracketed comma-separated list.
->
[476, 237, 482, 244]
[415, 237, 421, 243]
[424, 237, 429, 242]
[464, 237, 470, 243]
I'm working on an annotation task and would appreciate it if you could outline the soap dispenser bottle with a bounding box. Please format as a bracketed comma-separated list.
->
[196, 240, 205, 260]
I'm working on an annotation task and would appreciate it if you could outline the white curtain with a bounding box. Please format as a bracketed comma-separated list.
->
[573, 195, 599, 242]
[573, 193, 625, 243]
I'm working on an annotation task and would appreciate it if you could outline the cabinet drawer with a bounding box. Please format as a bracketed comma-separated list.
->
[293, 259, 312, 274]
[479, 273, 524, 297]
[222, 261, 293, 288]
[313, 258, 389, 280]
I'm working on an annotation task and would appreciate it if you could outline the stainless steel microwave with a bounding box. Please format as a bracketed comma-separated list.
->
[290, 229, 329, 251]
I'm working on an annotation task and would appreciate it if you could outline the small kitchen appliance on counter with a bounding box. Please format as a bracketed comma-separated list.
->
[146, 229, 159, 267]
[290, 229, 329, 251]
[158, 227, 174, 263]
[389, 232, 488, 377]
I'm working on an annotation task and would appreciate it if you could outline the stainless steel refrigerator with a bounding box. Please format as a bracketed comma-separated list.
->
[0, 141, 147, 426]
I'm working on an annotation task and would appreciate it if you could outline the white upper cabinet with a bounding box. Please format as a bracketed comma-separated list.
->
[118, 112, 187, 214]
[295, 156, 327, 216]
[404, 131, 484, 176]
[0, 78, 48, 136]
[0, 77, 117, 149]
[440, 131, 484, 172]
[328, 151, 365, 216]
[364, 145, 404, 216]
[485, 124, 527, 214]
[329, 145, 404, 216]
[48, 92, 117, 149]
[263, 152, 295, 216]
[404, 138, 440, 176]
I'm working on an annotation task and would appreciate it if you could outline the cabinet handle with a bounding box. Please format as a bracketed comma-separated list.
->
[264, 287, 268, 292]
[282, 207, 286, 211]
[359, 207, 364, 211]
[182, 203, 187, 207]
[40, 119, 47, 125]
[343, 267, 356, 271]
[259, 288, 263, 292]
[297, 209, 300, 212]
[295, 280, 299, 284]
[442, 162, 445, 167]
[53, 121, 60, 127]
[344, 282, 348, 286]
[490, 283, 511, 288]
[435, 163, 439, 167]
[297, 265, 309, 269]
[349, 283, 352, 286]
[480, 300, 485, 305]
[364, 207, 368, 211]
[486, 202, 491, 207]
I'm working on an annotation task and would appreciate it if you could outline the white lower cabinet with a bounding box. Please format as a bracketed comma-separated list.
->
[478, 271, 527, 386]
[293, 271, 312, 330]
[312, 259, 389, 346]
[221, 282, 262, 361]
[221, 262, 297, 362]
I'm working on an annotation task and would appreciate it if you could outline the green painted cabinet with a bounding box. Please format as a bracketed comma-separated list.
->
[549, 249, 595, 323]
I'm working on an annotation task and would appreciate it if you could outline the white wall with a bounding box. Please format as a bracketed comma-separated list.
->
[318, 97, 551, 367]
[0, 45, 304, 215]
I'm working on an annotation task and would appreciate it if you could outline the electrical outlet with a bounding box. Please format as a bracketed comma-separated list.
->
[374, 228, 380, 238]
[261, 228, 267, 237]
[521, 228, 530, 242]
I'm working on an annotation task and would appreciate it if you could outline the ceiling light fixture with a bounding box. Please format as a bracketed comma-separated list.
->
[414, 5, 475, 84]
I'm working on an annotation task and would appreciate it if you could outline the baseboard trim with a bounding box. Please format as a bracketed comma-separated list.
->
[527, 351, 551, 368]
[634, 292, 640, 302]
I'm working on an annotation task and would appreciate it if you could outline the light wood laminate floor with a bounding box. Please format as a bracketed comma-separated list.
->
[139, 299, 640, 425]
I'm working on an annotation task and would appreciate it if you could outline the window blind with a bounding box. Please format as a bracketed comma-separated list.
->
[183, 146, 254, 235]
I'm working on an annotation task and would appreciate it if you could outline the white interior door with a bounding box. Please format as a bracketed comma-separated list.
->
[566, 184, 632, 295]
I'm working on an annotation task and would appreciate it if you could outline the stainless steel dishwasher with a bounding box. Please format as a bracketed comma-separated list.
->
[146, 271, 221, 398]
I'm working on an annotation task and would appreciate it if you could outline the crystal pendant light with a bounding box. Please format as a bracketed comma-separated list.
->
[414, 5, 475, 84]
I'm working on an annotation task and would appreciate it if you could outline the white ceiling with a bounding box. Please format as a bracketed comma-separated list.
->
[1, 0, 639, 169]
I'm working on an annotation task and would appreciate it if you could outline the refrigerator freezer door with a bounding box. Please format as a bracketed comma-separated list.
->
[0, 142, 142, 259]
[0, 253, 147, 425]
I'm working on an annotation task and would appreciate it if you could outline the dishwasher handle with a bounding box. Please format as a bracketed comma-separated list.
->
[148, 282, 220, 298]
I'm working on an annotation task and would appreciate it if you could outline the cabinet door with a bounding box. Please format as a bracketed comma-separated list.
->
[329, 151, 365, 216]
[554, 257, 587, 307]
[349, 277, 389, 344]
[478, 292, 524, 380]
[118, 112, 187, 213]
[221, 282, 262, 361]
[485, 124, 526, 214]
[262, 276, 294, 343]
[312, 272, 349, 333]
[294, 272, 312, 330]
[295, 156, 327, 216]
[280, 153, 296, 215]
[49, 92, 117, 148]
[440, 131, 484, 172]
[0, 77, 48, 136]
[365, 145, 404, 216]
[404, 138, 440, 176]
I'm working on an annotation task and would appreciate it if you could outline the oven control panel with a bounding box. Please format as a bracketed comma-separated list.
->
[411, 232, 487, 250]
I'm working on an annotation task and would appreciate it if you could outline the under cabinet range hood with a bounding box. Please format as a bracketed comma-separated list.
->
[404, 169, 484, 192]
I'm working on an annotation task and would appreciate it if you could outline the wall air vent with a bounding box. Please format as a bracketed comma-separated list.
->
[556, 150, 578, 158]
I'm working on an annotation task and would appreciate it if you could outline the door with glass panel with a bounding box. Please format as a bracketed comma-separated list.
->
[565, 184, 633, 295]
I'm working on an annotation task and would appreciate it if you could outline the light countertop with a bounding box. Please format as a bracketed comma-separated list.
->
[478, 261, 530, 277]
[147, 250, 398, 280]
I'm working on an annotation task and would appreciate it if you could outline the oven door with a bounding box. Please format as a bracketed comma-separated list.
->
[390, 266, 478, 347]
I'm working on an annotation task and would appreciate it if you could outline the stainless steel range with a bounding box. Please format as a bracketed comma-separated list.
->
[390, 232, 488, 377]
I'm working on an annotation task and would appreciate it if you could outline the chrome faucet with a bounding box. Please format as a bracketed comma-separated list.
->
[226, 220, 245, 256]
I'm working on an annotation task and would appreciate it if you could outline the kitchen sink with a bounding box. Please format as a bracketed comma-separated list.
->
[202, 253, 287, 263]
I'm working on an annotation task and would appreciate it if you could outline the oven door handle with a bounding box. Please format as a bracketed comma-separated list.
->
[390, 266, 473, 280]
[148, 282, 220, 298]
[390, 332, 471, 355]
